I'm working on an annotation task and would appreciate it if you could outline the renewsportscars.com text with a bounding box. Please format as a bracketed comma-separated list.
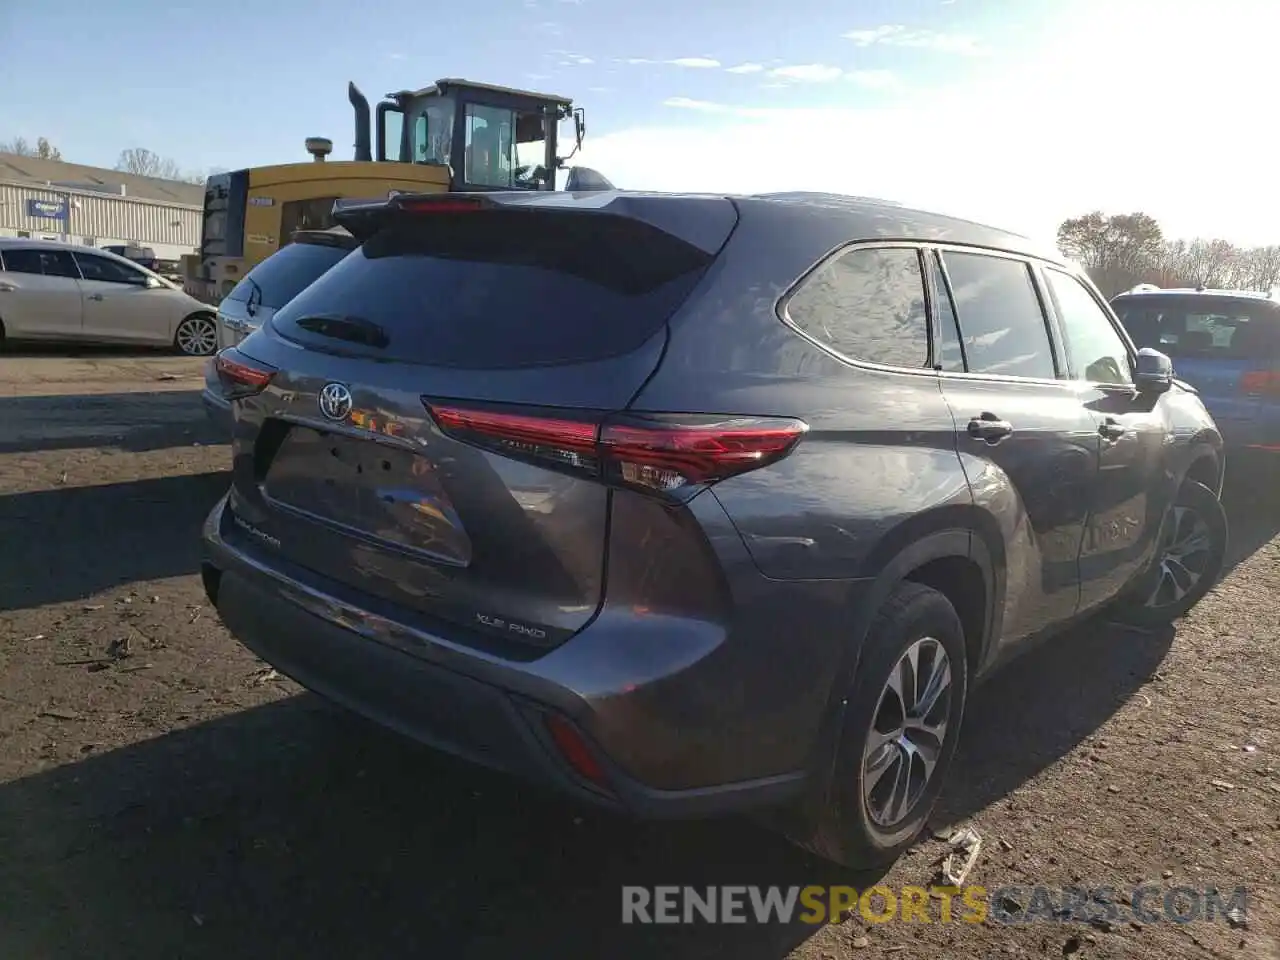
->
[621, 884, 1249, 926]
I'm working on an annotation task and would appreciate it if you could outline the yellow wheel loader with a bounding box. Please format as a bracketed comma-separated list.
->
[186, 78, 612, 302]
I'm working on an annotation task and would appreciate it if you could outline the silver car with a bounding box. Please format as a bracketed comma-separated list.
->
[0, 238, 217, 354]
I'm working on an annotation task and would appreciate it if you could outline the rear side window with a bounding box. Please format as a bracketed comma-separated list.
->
[271, 211, 716, 369]
[0, 248, 80, 278]
[941, 251, 1056, 379]
[224, 241, 352, 310]
[784, 246, 930, 368]
[1113, 297, 1280, 360]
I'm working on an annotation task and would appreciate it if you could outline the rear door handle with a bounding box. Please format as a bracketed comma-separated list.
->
[87, 293, 104, 301]
[967, 413, 1014, 443]
[1098, 418, 1126, 442]
[0, 282, 14, 292]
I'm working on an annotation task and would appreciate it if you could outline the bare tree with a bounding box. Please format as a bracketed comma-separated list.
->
[1177, 239, 1239, 288]
[1056, 211, 1164, 295]
[2, 136, 62, 159]
[115, 147, 186, 181]
[1236, 245, 1280, 292]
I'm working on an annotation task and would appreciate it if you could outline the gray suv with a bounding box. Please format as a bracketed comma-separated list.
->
[201, 191, 1228, 867]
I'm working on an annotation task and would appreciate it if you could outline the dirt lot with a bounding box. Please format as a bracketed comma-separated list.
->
[1, 350, 1277, 960]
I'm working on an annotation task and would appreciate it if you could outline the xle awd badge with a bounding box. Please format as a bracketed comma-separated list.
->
[318, 382, 353, 422]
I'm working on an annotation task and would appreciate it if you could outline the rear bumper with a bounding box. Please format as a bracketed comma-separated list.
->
[200, 494, 811, 818]
[201, 387, 233, 432]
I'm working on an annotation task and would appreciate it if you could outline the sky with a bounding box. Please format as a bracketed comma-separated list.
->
[1, 0, 1277, 247]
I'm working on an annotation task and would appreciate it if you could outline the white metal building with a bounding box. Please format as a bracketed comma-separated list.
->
[0, 152, 203, 262]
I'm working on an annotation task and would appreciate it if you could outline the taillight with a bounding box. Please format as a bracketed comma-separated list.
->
[214, 347, 276, 400]
[1240, 369, 1280, 397]
[424, 400, 807, 499]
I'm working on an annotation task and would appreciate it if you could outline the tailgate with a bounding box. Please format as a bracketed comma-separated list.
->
[221, 192, 737, 648]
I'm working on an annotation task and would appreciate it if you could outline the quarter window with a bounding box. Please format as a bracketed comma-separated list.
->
[1044, 269, 1132, 385]
[941, 251, 1056, 379]
[786, 246, 931, 368]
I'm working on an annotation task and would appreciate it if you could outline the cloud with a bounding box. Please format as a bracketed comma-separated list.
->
[767, 63, 844, 83]
[756, 64, 899, 87]
[621, 56, 721, 68]
[846, 69, 898, 90]
[726, 63, 765, 74]
[576, 6, 1276, 248]
[387, 52, 407, 60]
[558, 53, 595, 65]
[843, 24, 983, 55]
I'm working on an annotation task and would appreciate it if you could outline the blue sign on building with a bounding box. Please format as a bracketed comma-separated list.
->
[26, 198, 69, 221]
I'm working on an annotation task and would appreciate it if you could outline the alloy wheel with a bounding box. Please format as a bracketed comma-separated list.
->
[177, 316, 218, 356]
[1143, 505, 1213, 609]
[862, 636, 952, 829]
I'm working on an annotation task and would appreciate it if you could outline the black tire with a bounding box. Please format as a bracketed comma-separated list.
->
[1110, 478, 1227, 628]
[783, 582, 968, 869]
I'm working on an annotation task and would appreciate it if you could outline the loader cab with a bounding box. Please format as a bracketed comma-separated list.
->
[372, 79, 583, 191]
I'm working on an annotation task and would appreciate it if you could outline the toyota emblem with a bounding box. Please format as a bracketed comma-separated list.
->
[318, 382, 353, 422]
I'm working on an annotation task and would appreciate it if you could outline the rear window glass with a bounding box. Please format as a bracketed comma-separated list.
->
[270, 211, 715, 369]
[224, 241, 352, 309]
[1113, 296, 1280, 360]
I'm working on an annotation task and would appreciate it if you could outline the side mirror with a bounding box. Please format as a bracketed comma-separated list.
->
[1134, 347, 1173, 395]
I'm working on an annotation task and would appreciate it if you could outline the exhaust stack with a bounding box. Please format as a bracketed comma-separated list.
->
[348, 82, 372, 162]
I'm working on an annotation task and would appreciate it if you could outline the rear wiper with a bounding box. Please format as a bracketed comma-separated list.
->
[293, 313, 390, 349]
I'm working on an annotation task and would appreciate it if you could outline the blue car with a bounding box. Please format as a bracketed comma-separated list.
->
[1111, 287, 1280, 459]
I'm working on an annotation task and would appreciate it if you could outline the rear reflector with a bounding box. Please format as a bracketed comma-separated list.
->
[543, 713, 609, 787]
[214, 348, 276, 399]
[1240, 369, 1280, 397]
[425, 401, 807, 498]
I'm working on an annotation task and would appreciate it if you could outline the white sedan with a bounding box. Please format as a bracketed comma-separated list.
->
[0, 238, 218, 355]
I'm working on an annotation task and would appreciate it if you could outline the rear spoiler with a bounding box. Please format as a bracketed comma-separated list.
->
[330, 170, 619, 242]
[331, 194, 493, 242]
[331, 189, 739, 256]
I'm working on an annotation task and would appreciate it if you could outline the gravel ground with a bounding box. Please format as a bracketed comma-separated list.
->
[0, 352, 1276, 960]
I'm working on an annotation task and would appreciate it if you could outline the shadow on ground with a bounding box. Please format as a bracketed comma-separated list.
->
[0, 391, 220, 455]
[0, 344, 189, 359]
[0, 446, 1275, 959]
[0, 471, 230, 611]
[0, 695, 864, 960]
[1219, 460, 1280, 577]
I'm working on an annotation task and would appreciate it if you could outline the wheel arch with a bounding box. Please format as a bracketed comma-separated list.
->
[1181, 440, 1224, 496]
[804, 505, 1005, 786]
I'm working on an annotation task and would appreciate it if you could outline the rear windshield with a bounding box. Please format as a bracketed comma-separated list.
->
[1112, 296, 1280, 360]
[224, 241, 353, 310]
[269, 211, 716, 369]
